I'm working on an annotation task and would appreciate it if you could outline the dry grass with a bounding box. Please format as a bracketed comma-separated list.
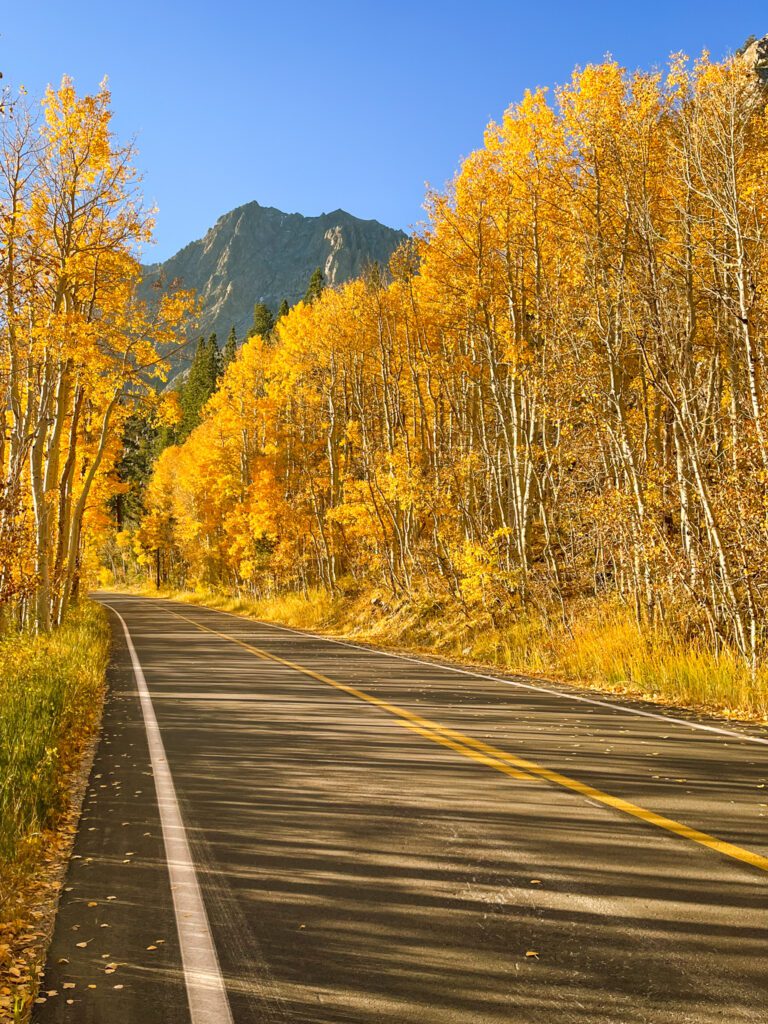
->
[0, 601, 110, 1022]
[554, 607, 768, 720]
[134, 583, 768, 723]
[0, 602, 110, 870]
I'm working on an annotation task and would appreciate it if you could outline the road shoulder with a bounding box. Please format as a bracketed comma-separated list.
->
[32, 608, 188, 1024]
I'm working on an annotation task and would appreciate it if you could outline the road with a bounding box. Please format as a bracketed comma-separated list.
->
[34, 593, 768, 1023]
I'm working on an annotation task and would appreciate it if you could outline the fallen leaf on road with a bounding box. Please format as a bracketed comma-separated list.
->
[525, 951, 539, 958]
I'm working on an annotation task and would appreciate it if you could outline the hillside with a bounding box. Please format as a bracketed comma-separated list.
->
[139, 201, 407, 345]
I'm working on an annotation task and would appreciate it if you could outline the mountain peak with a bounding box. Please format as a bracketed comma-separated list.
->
[139, 202, 406, 345]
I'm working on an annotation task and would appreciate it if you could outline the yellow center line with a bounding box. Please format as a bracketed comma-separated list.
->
[169, 609, 768, 875]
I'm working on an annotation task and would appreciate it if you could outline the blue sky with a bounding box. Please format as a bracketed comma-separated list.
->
[3, 2, 764, 260]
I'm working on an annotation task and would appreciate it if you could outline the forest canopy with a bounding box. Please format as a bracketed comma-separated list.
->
[0, 79, 192, 630]
[128, 48, 768, 675]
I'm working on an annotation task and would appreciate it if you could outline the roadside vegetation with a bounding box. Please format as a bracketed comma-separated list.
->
[138, 584, 768, 722]
[0, 602, 109, 868]
[0, 601, 110, 1021]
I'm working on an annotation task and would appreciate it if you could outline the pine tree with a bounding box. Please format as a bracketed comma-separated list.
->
[178, 338, 205, 440]
[223, 326, 237, 367]
[277, 298, 290, 321]
[178, 335, 220, 441]
[206, 333, 222, 380]
[249, 302, 275, 339]
[109, 414, 161, 529]
[303, 267, 325, 304]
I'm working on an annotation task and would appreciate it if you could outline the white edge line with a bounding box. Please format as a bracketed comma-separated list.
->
[142, 595, 768, 749]
[104, 604, 234, 1024]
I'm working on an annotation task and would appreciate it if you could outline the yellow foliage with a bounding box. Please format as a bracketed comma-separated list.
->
[0, 78, 192, 630]
[133, 47, 768, 683]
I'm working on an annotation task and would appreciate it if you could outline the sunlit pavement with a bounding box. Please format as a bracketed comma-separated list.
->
[34, 593, 768, 1023]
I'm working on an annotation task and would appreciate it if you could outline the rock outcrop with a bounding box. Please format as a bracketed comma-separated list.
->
[139, 201, 407, 349]
[753, 36, 768, 82]
[738, 33, 768, 82]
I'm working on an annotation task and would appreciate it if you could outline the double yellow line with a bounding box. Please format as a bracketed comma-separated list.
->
[171, 609, 768, 875]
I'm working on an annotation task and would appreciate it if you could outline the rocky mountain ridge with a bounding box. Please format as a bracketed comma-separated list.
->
[139, 201, 407, 346]
[740, 33, 768, 80]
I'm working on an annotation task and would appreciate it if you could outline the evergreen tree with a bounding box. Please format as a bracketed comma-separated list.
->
[206, 333, 222, 381]
[178, 335, 220, 441]
[249, 302, 275, 339]
[108, 414, 161, 529]
[223, 326, 237, 367]
[303, 267, 325, 304]
[276, 298, 290, 321]
[178, 338, 205, 440]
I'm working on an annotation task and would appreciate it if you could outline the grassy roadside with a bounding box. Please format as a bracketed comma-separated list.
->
[133, 584, 768, 725]
[0, 601, 110, 1022]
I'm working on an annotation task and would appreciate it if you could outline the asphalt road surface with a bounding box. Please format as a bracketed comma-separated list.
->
[34, 593, 768, 1024]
